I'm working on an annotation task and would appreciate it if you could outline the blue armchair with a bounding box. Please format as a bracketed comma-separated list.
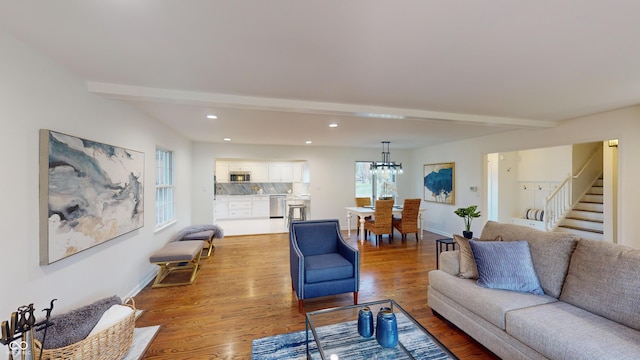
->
[289, 219, 360, 313]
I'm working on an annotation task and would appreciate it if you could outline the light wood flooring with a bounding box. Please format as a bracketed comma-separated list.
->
[133, 230, 500, 359]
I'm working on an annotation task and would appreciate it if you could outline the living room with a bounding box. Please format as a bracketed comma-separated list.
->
[2, 2, 640, 359]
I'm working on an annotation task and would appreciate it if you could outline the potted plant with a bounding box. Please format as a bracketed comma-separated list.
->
[454, 205, 482, 239]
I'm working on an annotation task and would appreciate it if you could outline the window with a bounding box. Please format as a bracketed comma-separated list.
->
[355, 161, 373, 199]
[355, 161, 397, 201]
[156, 148, 175, 227]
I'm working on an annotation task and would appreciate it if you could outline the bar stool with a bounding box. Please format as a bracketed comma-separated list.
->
[287, 203, 307, 226]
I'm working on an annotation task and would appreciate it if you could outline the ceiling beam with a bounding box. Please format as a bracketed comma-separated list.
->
[88, 82, 557, 128]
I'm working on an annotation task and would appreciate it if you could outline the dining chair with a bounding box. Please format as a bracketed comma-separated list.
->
[355, 197, 372, 236]
[393, 198, 422, 241]
[364, 199, 394, 246]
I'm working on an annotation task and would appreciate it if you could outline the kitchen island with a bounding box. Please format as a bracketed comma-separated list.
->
[214, 194, 311, 236]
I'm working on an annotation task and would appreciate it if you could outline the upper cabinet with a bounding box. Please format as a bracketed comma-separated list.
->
[229, 161, 268, 182]
[293, 162, 303, 182]
[292, 162, 310, 183]
[216, 161, 229, 183]
[269, 162, 293, 182]
[216, 160, 309, 183]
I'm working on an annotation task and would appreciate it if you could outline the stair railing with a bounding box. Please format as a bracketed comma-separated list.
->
[544, 175, 571, 231]
[544, 146, 603, 231]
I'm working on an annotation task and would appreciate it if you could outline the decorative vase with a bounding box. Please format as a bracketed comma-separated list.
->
[375, 309, 398, 348]
[357, 307, 374, 338]
[463, 231, 473, 239]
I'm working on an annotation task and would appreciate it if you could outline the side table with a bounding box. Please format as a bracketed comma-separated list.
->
[435, 238, 457, 269]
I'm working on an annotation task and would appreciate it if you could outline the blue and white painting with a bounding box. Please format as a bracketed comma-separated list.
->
[40, 130, 144, 264]
[424, 162, 455, 204]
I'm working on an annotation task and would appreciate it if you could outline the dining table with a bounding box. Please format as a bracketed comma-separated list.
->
[345, 205, 427, 241]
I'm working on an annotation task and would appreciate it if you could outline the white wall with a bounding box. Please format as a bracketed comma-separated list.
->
[0, 30, 193, 323]
[191, 142, 413, 226]
[515, 145, 572, 182]
[411, 107, 640, 249]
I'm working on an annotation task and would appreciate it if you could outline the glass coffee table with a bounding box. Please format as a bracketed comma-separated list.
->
[305, 299, 457, 359]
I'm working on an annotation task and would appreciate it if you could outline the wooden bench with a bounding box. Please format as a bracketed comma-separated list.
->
[149, 240, 206, 288]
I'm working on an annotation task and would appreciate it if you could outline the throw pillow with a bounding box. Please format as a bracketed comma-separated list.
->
[454, 234, 502, 279]
[88, 304, 134, 336]
[469, 240, 544, 295]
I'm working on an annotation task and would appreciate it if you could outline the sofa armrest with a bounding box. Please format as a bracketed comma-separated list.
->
[439, 250, 460, 276]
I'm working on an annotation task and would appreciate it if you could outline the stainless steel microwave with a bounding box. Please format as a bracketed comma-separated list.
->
[229, 171, 251, 182]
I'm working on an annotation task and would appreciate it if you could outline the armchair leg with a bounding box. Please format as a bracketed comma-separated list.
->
[298, 299, 304, 313]
[353, 291, 358, 305]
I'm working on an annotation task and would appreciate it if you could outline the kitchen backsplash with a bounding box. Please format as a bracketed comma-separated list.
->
[216, 182, 294, 195]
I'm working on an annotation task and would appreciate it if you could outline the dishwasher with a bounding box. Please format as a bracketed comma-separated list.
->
[269, 195, 286, 218]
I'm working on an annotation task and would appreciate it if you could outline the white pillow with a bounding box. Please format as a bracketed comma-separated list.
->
[88, 304, 134, 336]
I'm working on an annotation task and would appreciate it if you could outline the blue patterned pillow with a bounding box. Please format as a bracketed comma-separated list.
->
[469, 240, 544, 295]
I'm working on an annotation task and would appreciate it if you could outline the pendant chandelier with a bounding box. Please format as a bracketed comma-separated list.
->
[370, 141, 403, 175]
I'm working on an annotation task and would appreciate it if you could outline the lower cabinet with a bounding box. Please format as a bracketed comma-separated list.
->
[228, 200, 251, 218]
[252, 197, 269, 217]
[215, 196, 270, 220]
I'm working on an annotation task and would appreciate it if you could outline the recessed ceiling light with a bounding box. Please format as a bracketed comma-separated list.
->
[329, 123, 339, 128]
[206, 114, 218, 119]
[305, 140, 312, 144]
[223, 137, 231, 141]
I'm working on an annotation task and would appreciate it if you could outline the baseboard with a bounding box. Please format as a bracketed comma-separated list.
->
[425, 227, 451, 238]
[125, 268, 157, 300]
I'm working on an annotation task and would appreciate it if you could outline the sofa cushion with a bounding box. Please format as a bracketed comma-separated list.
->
[429, 270, 557, 330]
[559, 239, 640, 331]
[469, 240, 544, 295]
[507, 301, 640, 360]
[453, 234, 500, 279]
[305, 253, 353, 283]
[480, 221, 578, 298]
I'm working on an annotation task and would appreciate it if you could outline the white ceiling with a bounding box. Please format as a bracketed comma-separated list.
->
[2, 1, 639, 149]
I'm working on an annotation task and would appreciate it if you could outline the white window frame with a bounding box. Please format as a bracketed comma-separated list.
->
[156, 148, 175, 228]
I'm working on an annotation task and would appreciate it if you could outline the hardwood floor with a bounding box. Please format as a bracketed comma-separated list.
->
[133, 230, 500, 359]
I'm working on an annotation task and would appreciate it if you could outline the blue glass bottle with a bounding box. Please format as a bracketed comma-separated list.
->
[358, 306, 374, 338]
[375, 309, 398, 348]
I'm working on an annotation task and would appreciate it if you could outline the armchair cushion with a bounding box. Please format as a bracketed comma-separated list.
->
[293, 221, 340, 255]
[305, 253, 354, 283]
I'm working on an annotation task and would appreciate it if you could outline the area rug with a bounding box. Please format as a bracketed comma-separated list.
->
[252, 313, 454, 359]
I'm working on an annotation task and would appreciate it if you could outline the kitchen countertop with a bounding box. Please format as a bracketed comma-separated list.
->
[215, 194, 310, 199]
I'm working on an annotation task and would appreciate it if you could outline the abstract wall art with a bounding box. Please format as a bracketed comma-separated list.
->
[423, 162, 455, 204]
[39, 130, 144, 264]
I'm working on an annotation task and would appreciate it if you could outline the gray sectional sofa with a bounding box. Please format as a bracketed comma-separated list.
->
[428, 221, 640, 360]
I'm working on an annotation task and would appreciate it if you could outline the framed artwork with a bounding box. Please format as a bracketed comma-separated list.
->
[423, 162, 455, 204]
[39, 130, 144, 264]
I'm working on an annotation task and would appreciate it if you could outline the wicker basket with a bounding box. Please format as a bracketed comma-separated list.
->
[34, 298, 136, 360]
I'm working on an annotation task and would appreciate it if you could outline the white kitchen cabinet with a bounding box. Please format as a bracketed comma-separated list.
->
[216, 161, 229, 183]
[292, 162, 303, 182]
[228, 162, 251, 171]
[251, 163, 269, 182]
[227, 161, 269, 182]
[214, 196, 229, 220]
[228, 199, 252, 218]
[269, 162, 293, 182]
[252, 196, 270, 217]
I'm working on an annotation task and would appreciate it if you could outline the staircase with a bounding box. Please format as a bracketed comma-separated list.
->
[555, 178, 604, 241]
